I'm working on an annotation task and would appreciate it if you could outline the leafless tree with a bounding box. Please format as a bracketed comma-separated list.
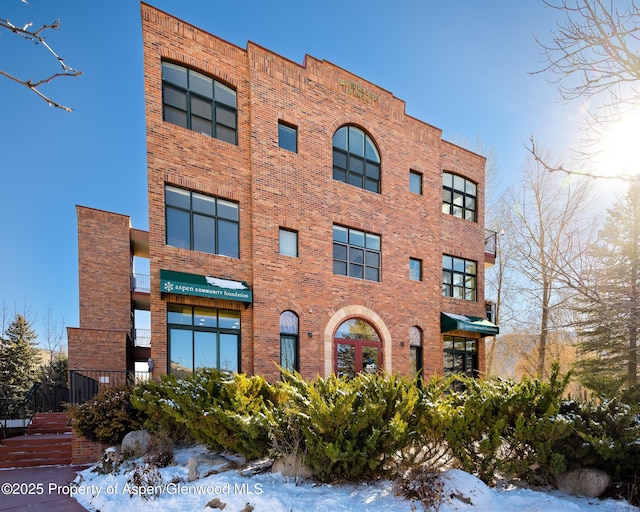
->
[503, 150, 595, 378]
[0, 13, 81, 111]
[40, 305, 66, 362]
[531, 0, 640, 181]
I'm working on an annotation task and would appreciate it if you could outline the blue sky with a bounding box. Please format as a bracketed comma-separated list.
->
[0, 1, 582, 342]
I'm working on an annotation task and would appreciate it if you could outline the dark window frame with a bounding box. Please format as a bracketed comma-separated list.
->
[332, 125, 381, 193]
[409, 258, 422, 281]
[278, 121, 298, 152]
[280, 310, 299, 373]
[167, 305, 241, 375]
[279, 228, 298, 257]
[165, 185, 239, 258]
[442, 254, 477, 301]
[443, 335, 479, 391]
[442, 171, 477, 222]
[409, 170, 423, 195]
[409, 326, 423, 380]
[162, 61, 238, 145]
[333, 225, 381, 282]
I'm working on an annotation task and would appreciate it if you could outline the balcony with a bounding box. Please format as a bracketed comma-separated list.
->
[69, 370, 151, 404]
[131, 273, 150, 310]
[484, 229, 497, 266]
[133, 328, 151, 348]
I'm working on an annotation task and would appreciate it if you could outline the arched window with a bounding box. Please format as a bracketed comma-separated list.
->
[332, 125, 381, 193]
[162, 61, 238, 145]
[280, 311, 299, 372]
[442, 172, 477, 222]
[334, 318, 381, 378]
[409, 326, 423, 379]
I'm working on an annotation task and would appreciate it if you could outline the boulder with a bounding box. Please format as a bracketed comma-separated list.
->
[271, 453, 313, 479]
[120, 430, 152, 458]
[188, 456, 199, 481]
[556, 468, 611, 498]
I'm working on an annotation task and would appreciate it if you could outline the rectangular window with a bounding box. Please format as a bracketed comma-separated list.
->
[168, 305, 240, 376]
[278, 122, 298, 152]
[165, 185, 239, 258]
[162, 61, 238, 145]
[279, 228, 298, 257]
[409, 171, 422, 195]
[443, 335, 478, 391]
[333, 225, 380, 282]
[442, 254, 477, 301]
[409, 258, 422, 281]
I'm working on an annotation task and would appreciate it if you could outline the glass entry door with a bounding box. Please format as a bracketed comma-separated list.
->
[333, 318, 382, 379]
[335, 339, 380, 379]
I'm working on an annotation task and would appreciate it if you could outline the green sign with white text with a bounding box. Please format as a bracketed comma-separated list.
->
[160, 270, 252, 303]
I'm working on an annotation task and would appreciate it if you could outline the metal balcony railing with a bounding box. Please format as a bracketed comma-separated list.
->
[68, 370, 151, 404]
[484, 229, 497, 257]
[134, 328, 151, 347]
[132, 273, 150, 293]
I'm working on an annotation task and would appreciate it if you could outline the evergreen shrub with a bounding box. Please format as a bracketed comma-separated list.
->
[432, 366, 571, 484]
[553, 391, 640, 483]
[132, 369, 278, 460]
[278, 371, 420, 481]
[67, 386, 145, 444]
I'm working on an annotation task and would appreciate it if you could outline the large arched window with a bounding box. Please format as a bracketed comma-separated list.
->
[162, 61, 238, 145]
[332, 126, 381, 193]
[333, 318, 381, 378]
[280, 311, 299, 372]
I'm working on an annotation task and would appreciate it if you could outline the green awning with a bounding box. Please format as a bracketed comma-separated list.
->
[160, 269, 252, 303]
[441, 312, 499, 336]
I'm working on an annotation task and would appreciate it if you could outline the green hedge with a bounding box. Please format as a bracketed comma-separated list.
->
[71, 368, 640, 489]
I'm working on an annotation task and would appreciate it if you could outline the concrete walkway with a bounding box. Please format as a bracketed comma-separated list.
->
[0, 465, 89, 511]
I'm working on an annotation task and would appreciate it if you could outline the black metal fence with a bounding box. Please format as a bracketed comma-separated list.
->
[68, 370, 152, 404]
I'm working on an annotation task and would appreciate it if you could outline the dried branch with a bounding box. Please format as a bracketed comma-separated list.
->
[0, 17, 81, 111]
[526, 136, 640, 182]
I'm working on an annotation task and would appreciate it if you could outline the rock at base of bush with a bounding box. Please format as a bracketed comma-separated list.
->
[556, 468, 611, 498]
[272, 453, 313, 479]
[120, 430, 152, 458]
[187, 456, 199, 482]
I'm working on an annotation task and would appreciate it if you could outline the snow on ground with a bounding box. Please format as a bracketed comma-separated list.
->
[71, 447, 639, 512]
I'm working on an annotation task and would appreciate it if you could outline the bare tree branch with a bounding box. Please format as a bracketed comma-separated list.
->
[526, 136, 640, 181]
[0, 17, 81, 111]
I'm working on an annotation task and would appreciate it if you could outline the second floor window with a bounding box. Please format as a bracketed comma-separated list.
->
[442, 254, 476, 301]
[442, 172, 477, 222]
[332, 125, 381, 193]
[333, 225, 381, 282]
[162, 61, 238, 145]
[165, 185, 239, 258]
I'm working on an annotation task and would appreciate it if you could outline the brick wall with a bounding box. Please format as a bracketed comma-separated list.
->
[71, 431, 106, 465]
[139, 3, 489, 382]
[67, 328, 128, 372]
[76, 206, 132, 331]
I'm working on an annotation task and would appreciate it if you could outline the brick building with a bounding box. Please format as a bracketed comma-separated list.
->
[68, 2, 498, 390]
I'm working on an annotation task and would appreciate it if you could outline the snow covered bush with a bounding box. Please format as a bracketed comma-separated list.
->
[131, 369, 278, 460]
[68, 385, 145, 444]
[553, 390, 640, 485]
[431, 366, 571, 485]
[278, 371, 421, 481]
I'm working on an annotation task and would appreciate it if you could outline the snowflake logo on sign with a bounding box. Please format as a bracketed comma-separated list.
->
[163, 282, 174, 292]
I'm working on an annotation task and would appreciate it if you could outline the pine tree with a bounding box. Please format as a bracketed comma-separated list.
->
[0, 314, 41, 399]
[574, 183, 640, 392]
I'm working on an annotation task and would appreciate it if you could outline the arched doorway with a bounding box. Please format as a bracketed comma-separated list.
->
[333, 318, 381, 378]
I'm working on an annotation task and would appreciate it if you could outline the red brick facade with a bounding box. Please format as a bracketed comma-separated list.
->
[69, 4, 494, 392]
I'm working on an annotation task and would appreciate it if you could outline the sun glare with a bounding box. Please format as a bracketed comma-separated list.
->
[592, 108, 640, 179]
